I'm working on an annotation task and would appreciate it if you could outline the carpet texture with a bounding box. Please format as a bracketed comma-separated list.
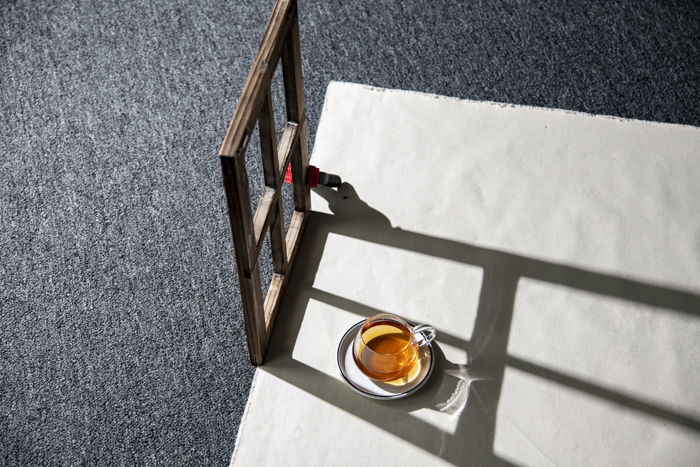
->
[1, 0, 697, 465]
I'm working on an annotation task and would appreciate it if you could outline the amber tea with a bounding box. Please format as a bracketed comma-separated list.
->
[353, 319, 419, 381]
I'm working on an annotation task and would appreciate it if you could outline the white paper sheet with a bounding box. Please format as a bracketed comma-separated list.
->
[231, 82, 700, 466]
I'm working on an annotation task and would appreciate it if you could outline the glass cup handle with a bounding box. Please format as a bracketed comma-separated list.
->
[412, 324, 437, 347]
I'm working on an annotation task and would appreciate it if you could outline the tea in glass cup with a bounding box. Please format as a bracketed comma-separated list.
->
[352, 313, 436, 382]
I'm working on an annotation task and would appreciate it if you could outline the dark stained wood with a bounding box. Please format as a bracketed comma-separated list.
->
[258, 87, 279, 187]
[252, 187, 275, 245]
[218, 0, 311, 366]
[220, 156, 267, 365]
[251, 122, 299, 258]
[219, 0, 294, 159]
[280, 6, 303, 124]
[281, 9, 311, 213]
[220, 153, 256, 274]
[290, 118, 311, 213]
[269, 203, 288, 274]
[284, 210, 308, 268]
[263, 210, 308, 339]
[240, 266, 267, 366]
[259, 88, 290, 275]
[264, 273, 285, 333]
[276, 122, 298, 181]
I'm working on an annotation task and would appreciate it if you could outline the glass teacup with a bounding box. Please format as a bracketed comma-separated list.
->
[352, 313, 436, 382]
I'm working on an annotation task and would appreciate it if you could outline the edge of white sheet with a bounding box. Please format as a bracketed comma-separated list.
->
[327, 81, 700, 131]
[230, 81, 700, 466]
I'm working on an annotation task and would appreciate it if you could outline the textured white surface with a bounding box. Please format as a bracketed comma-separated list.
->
[232, 82, 700, 466]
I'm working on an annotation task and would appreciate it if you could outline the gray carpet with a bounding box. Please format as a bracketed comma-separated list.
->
[1, 0, 697, 465]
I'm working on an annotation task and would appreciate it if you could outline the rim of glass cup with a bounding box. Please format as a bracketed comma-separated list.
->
[358, 314, 417, 356]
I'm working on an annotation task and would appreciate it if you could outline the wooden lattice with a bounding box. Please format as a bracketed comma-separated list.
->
[219, 0, 310, 365]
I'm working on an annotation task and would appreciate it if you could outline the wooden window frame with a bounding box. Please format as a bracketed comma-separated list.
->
[218, 0, 310, 365]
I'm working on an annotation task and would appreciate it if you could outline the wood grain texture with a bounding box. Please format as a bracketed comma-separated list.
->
[258, 87, 279, 187]
[269, 202, 288, 275]
[290, 118, 311, 213]
[219, 0, 294, 159]
[281, 11, 311, 213]
[252, 122, 299, 258]
[239, 266, 267, 366]
[258, 87, 288, 274]
[262, 210, 308, 340]
[280, 8, 304, 124]
[284, 210, 308, 266]
[252, 187, 275, 246]
[220, 156, 267, 365]
[276, 122, 298, 181]
[220, 154, 257, 274]
[219, 0, 310, 365]
[264, 273, 285, 333]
